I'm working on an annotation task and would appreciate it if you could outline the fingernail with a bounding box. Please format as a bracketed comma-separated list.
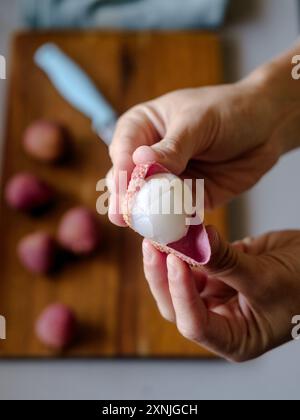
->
[133, 146, 157, 164]
[243, 237, 253, 246]
[232, 241, 246, 253]
[143, 241, 154, 264]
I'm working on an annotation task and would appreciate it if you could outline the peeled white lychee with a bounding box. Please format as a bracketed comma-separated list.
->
[130, 173, 192, 245]
[123, 163, 211, 267]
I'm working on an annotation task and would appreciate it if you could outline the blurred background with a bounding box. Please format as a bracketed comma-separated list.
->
[0, 0, 300, 400]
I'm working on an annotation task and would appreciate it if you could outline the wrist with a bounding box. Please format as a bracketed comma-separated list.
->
[244, 50, 300, 154]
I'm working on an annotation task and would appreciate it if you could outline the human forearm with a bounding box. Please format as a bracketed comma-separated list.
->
[244, 40, 300, 154]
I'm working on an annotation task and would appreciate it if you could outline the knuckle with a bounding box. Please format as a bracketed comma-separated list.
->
[143, 267, 154, 285]
[143, 268, 163, 287]
[108, 142, 114, 156]
[117, 107, 138, 123]
[108, 141, 120, 161]
[209, 245, 239, 277]
[159, 139, 187, 172]
[171, 291, 197, 309]
[160, 309, 175, 323]
[143, 255, 159, 273]
[228, 353, 249, 364]
[109, 102, 152, 160]
[164, 137, 184, 159]
[123, 103, 151, 126]
[177, 323, 202, 342]
[245, 256, 277, 302]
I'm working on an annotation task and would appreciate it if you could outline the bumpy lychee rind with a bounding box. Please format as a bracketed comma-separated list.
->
[35, 304, 78, 350]
[123, 162, 169, 226]
[58, 207, 101, 256]
[123, 162, 211, 267]
[5, 173, 54, 213]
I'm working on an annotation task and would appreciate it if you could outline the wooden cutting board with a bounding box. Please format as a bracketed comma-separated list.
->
[0, 31, 227, 358]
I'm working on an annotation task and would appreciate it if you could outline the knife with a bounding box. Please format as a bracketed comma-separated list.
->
[34, 43, 117, 146]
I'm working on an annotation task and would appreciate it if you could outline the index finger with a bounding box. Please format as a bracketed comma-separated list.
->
[109, 103, 161, 195]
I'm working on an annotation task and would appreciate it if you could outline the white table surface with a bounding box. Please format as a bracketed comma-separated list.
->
[0, 0, 300, 400]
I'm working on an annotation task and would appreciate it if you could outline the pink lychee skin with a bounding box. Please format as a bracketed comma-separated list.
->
[5, 173, 54, 213]
[123, 162, 211, 267]
[35, 304, 78, 350]
[23, 120, 69, 163]
[18, 232, 57, 275]
[58, 207, 100, 255]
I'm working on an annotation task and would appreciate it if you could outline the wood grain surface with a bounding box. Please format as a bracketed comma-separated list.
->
[0, 31, 227, 358]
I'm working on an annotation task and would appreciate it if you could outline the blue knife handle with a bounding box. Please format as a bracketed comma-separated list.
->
[34, 43, 117, 145]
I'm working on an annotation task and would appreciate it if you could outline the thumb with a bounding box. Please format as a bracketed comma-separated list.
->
[204, 226, 260, 298]
[133, 122, 197, 175]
